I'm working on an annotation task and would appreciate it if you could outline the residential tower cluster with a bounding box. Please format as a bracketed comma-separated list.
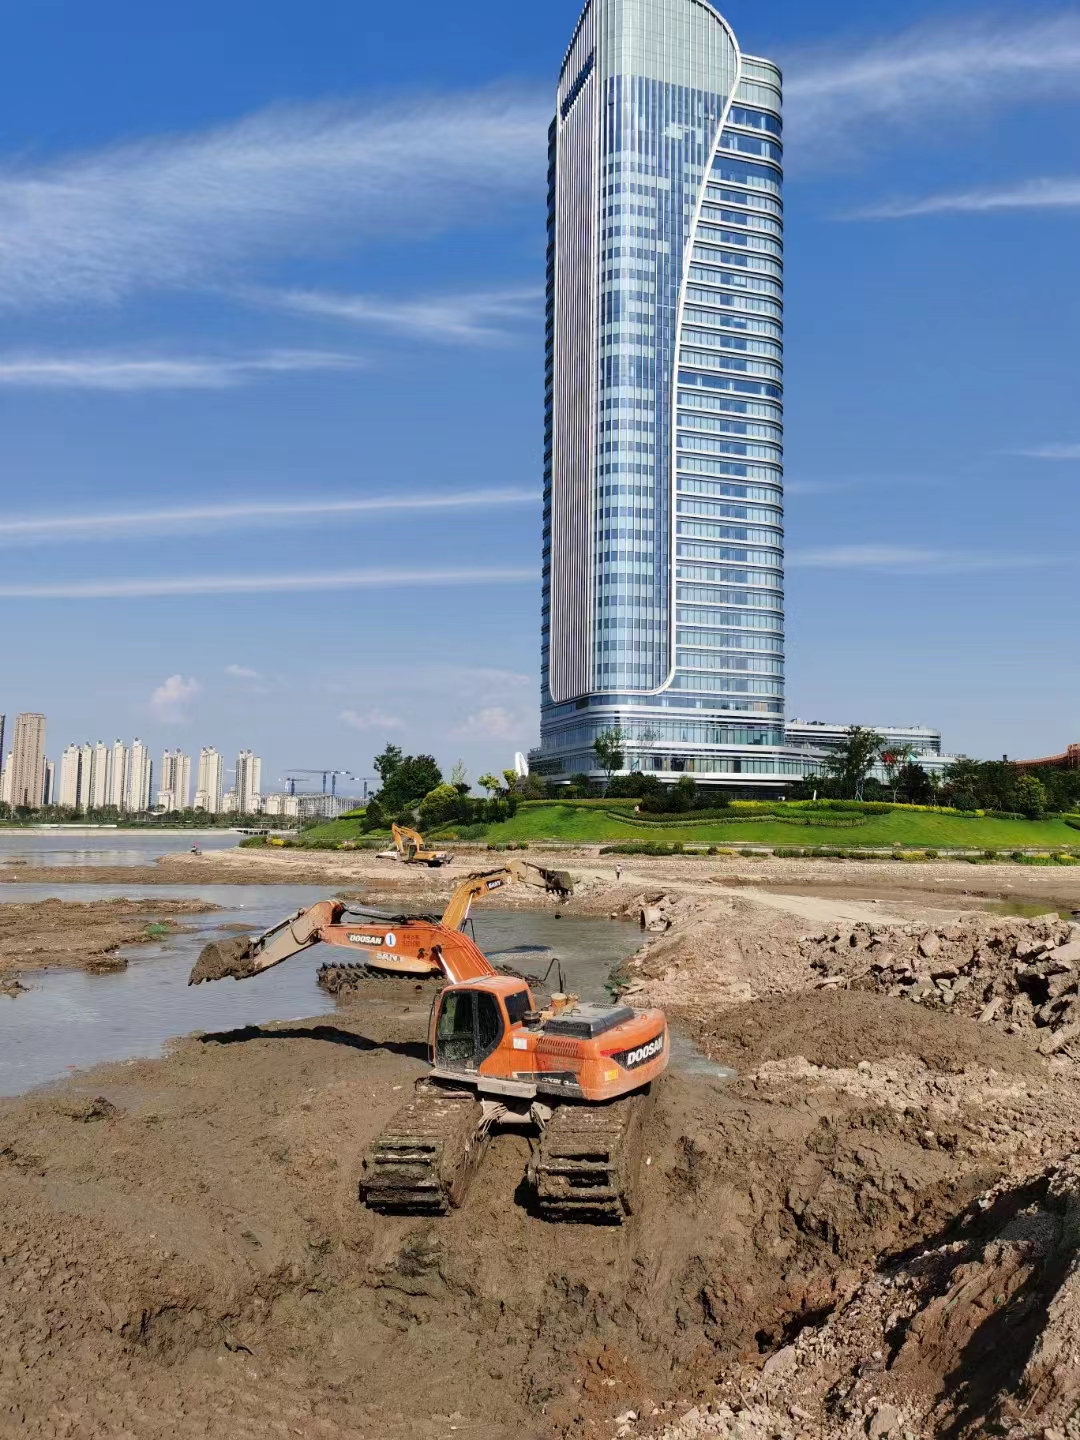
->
[0, 711, 294, 816]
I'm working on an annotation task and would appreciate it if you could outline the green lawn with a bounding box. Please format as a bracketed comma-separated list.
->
[295, 802, 1080, 853]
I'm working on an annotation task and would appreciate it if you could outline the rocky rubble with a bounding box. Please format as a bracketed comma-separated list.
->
[620, 1153, 1080, 1440]
[799, 915, 1080, 1052]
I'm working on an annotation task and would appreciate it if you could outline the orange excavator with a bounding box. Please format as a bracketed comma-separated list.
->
[188, 862, 668, 1222]
[376, 823, 452, 867]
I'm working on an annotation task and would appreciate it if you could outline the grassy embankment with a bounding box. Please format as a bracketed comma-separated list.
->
[290, 800, 1080, 854]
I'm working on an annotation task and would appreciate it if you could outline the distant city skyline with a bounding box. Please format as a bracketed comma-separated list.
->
[3, 714, 308, 815]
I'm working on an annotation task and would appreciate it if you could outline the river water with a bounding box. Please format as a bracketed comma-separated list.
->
[0, 882, 653, 1096]
[0, 829, 242, 869]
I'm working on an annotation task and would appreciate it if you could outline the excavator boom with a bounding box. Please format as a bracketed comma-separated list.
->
[189, 863, 572, 987]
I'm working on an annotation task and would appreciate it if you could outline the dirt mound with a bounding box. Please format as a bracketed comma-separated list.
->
[697, 989, 1041, 1075]
[615, 893, 812, 1021]
[799, 915, 1080, 1055]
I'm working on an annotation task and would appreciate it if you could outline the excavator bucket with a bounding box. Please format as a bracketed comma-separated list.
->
[188, 936, 257, 985]
[542, 868, 574, 899]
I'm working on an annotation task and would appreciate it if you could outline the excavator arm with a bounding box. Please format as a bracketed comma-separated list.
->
[188, 864, 572, 988]
[188, 900, 347, 984]
[392, 823, 424, 857]
[439, 861, 572, 931]
[189, 905, 500, 987]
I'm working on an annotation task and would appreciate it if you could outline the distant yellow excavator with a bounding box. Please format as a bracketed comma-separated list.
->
[377, 822, 453, 868]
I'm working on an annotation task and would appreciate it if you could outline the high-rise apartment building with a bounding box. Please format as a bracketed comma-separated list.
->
[195, 747, 223, 813]
[108, 740, 129, 810]
[539, 0, 801, 790]
[126, 739, 152, 813]
[59, 745, 82, 808]
[234, 750, 262, 814]
[157, 750, 192, 811]
[89, 741, 110, 809]
[9, 713, 47, 809]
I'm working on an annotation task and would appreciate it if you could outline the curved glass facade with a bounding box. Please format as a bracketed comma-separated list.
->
[541, 0, 796, 787]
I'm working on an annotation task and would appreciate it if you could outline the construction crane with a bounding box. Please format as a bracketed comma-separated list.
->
[187, 862, 666, 1222]
[280, 769, 357, 798]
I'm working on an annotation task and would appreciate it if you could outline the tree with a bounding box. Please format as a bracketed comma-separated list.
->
[450, 760, 470, 795]
[895, 762, 934, 805]
[478, 773, 502, 798]
[502, 769, 519, 793]
[1014, 775, 1048, 820]
[377, 753, 443, 813]
[418, 783, 462, 828]
[669, 775, 697, 813]
[373, 743, 404, 788]
[606, 773, 650, 799]
[822, 726, 886, 801]
[593, 728, 627, 792]
[879, 742, 916, 798]
[518, 772, 547, 799]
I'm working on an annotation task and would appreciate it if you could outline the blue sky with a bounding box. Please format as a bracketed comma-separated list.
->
[0, 0, 1077, 789]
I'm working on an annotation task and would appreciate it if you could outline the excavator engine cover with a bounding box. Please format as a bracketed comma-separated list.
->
[542, 1004, 635, 1040]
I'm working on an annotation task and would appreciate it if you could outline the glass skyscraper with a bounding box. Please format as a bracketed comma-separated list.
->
[538, 0, 805, 790]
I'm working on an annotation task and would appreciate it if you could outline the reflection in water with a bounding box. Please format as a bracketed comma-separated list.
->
[0, 886, 645, 1096]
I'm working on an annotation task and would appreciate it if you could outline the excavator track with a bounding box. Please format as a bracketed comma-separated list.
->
[530, 1092, 651, 1224]
[317, 961, 445, 996]
[318, 961, 548, 999]
[361, 1082, 490, 1215]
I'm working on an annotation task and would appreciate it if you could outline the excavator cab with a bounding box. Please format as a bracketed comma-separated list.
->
[433, 986, 504, 1071]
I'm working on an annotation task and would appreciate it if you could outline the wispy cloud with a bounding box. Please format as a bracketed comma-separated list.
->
[0, 349, 359, 390]
[1014, 442, 1080, 459]
[329, 664, 533, 706]
[0, 90, 546, 309]
[449, 705, 533, 742]
[785, 12, 1080, 164]
[0, 488, 540, 546]
[788, 545, 1046, 573]
[225, 664, 261, 679]
[846, 176, 1080, 221]
[339, 708, 405, 732]
[263, 286, 543, 343]
[0, 566, 537, 599]
[149, 674, 201, 721]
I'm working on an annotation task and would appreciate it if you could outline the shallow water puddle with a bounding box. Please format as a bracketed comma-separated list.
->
[0, 886, 645, 1095]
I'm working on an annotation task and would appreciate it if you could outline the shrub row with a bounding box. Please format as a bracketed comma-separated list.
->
[606, 810, 869, 830]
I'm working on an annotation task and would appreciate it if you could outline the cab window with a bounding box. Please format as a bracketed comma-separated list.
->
[504, 989, 531, 1026]
[476, 992, 501, 1057]
[436, 991, 476, 1068]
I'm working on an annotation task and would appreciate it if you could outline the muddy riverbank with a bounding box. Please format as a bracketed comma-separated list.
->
[3, 845, 1079, 917]
[3, 857, 1080, 1437]
[0, 897, 215, 983]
